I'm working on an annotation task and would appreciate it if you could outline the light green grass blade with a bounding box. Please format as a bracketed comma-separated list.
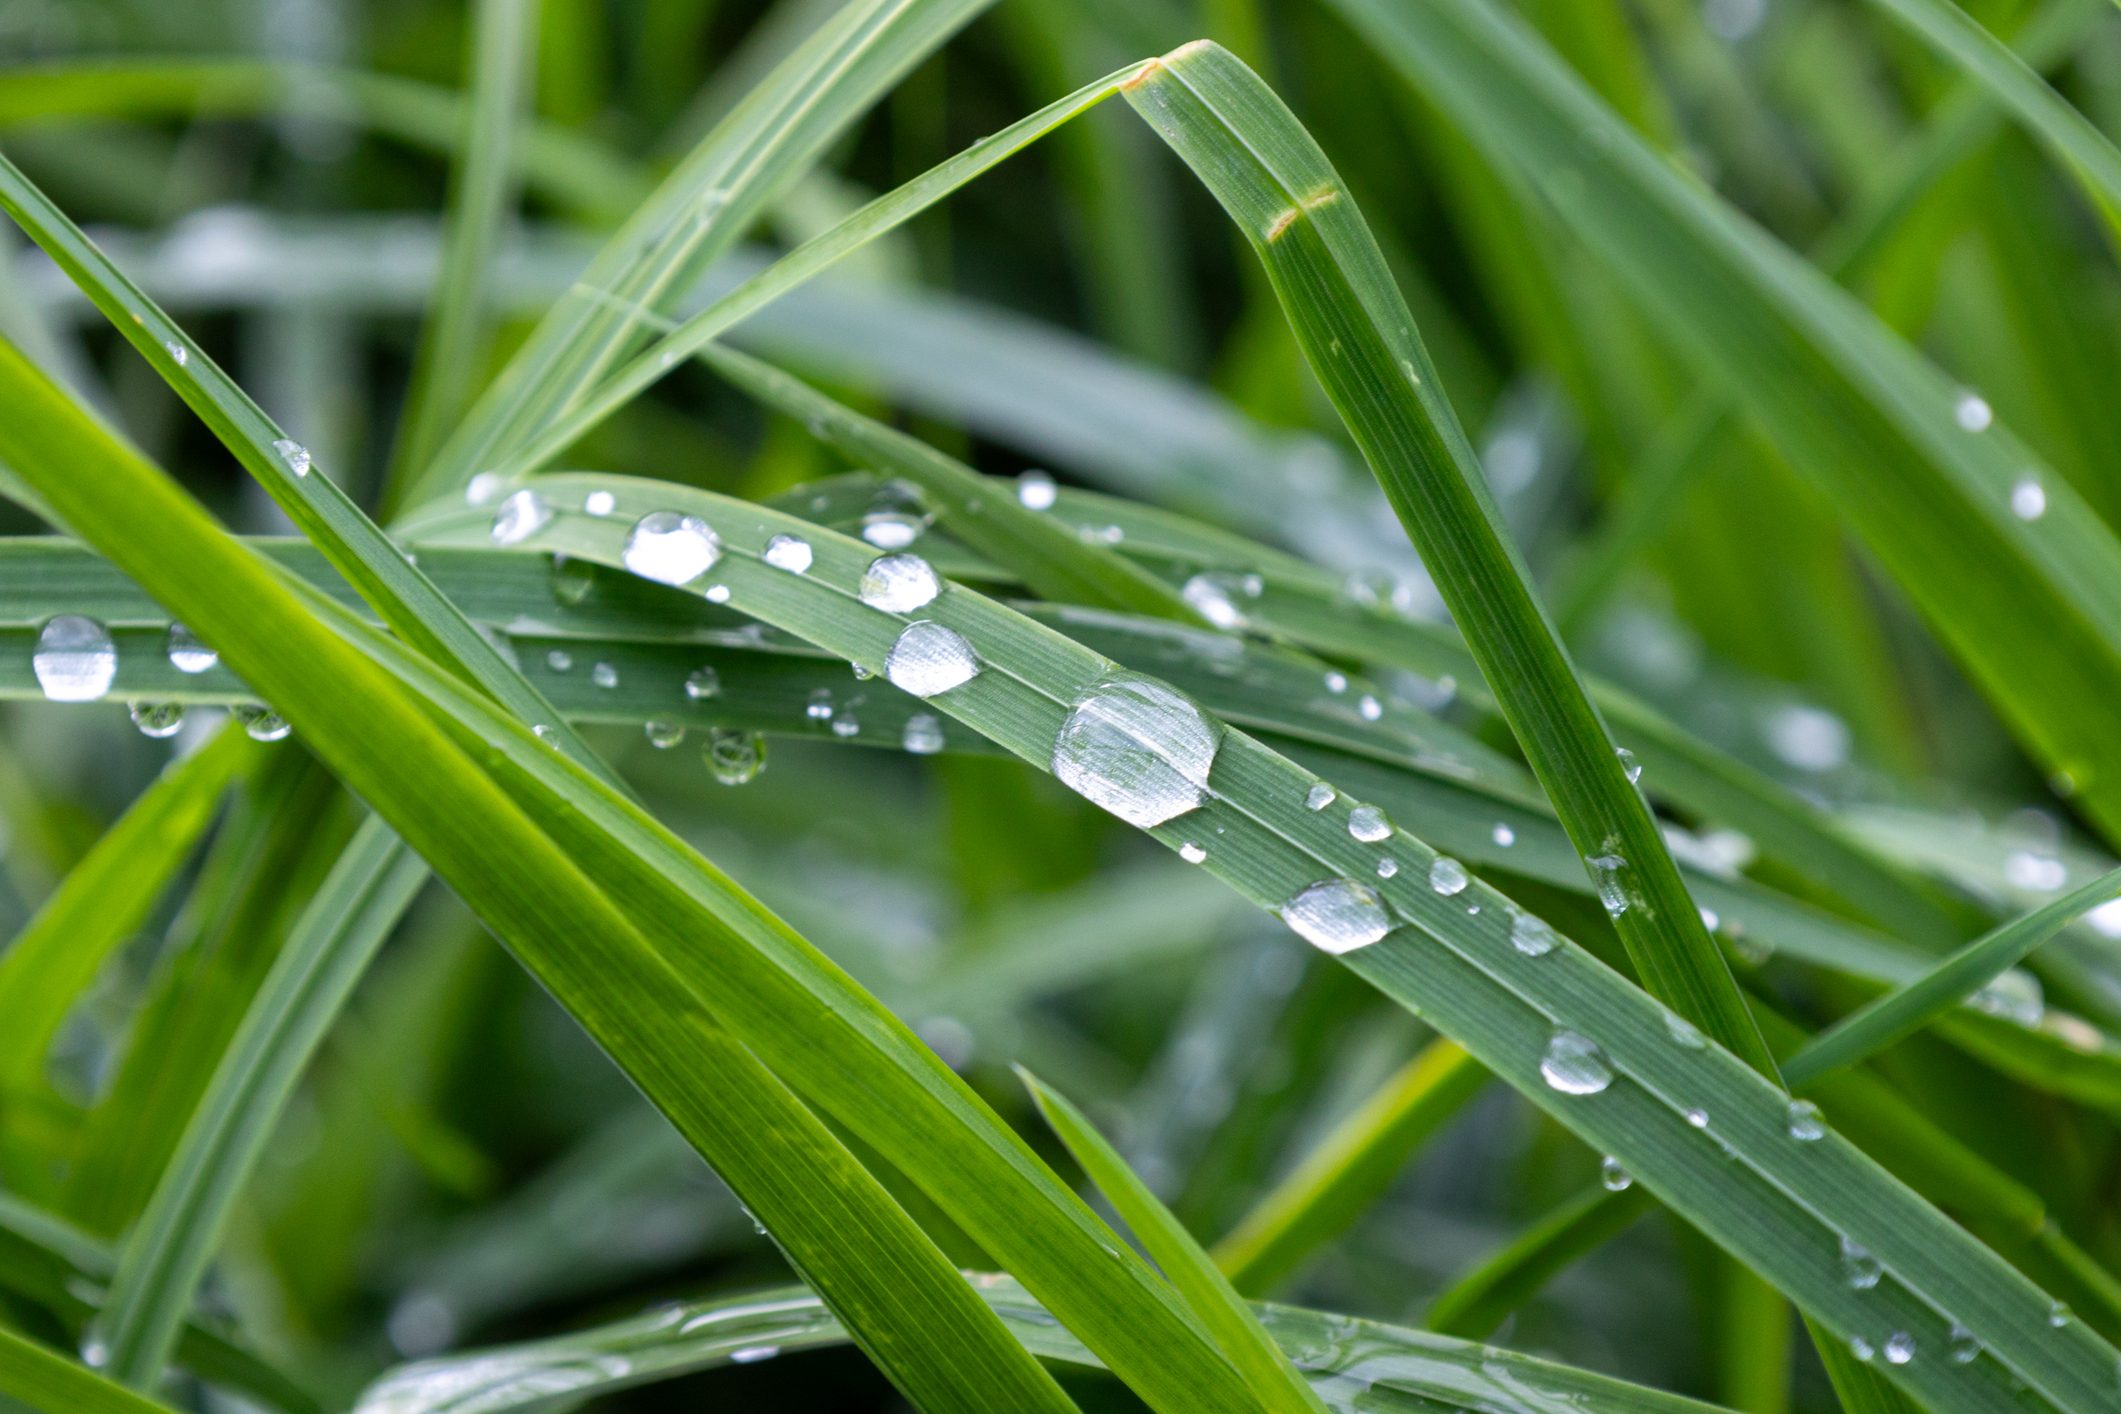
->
[1021, 1068, 1327, 1414]
[1786, 865, 2121, 1085]
[384, 0, 539, 489]
[1328, 0, 2121, 858]
[0, 339, 1094, 1414]
[1424, 1185, 1648, 1337]
[1121, 42, 1770, 1073]
[0, 1326, 175, 1414]
[355, 1275, 1733, 1414]
[0, 729, 250, 1091]
[387, 471, 2119, 1410]
[92, 816, 424, 1384]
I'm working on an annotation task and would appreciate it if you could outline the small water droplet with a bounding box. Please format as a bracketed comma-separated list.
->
[2049, 1301, 2072, 1329]
[491, 489, 552, 546]
[806, 689, 834, 722]
[644, 718, 684, 748]
[271, 438, 312, 477]
[2003, 851, 2067, 893]
[546, 649, 573, 673]
[1348, 804, 1391, 842]
[1305, 783, 1336, 811]
[1540, 1030, 1613, 1095]
[583, 489, 617, 516]
[129, 701, 185, 738]
[1017, 470, 1057, 510]
[1840, 1235, 1882, 1289]
[1179, 841, 1207, 864]
[1665, 1013, 1706, 1049]
[831, 716, 859, 738]
[466, 471, 503, 505]
[730, 1345, 779, 1364]
[1280, 878, 1392, 954]
[1429, 857, 1469, 895]
[1947, 1324, 1979, 1363]
[1357, 694, 1382, 721]
[550, 554, 596, 606]
[886, 621, 981, 697]
[1183, 573, 1246, 630]
[763, 533, 814, 572]
[1786, 1099, 1825, 1141]
[1684, 1107, 1709, 1128]
[1323, 671, 1348, 694]
[1616, 747, 1641, 783]
[684, 666, 721, 701]
[33, 616, 116, 701]
[236, 705, 291, 742]
[902, 713, 944, 755]
[704, 728, 766, 785]
[591, 662, 618, 690]
[1510, 911, 1557, 957]
[623, 511, 721, 585]
[1376, 857, 1399, 879]
[1955, 392, 1993, 431]
[2011, 476, 2047, 521]
[1850, 1335, 1875, 1363]
[533, 723, 558, 744]
[862, 511, 925, 549]
[1588, 851, 1631, 916]
[1492, 823, 1515, 847]
[165, 340, 188, 366]
[1699, 906, 1720, 932]
[1052, 677, 1220, 827]
[1599, 1156, 1632, 1191]
[1883, 1332, 1914, 1365]
[166, 622, 217, 674]
[859, 554, 941, 612]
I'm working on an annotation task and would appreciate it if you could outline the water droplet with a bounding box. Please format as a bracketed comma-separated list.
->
[466, 471, 503, 505]
[806, 689, 834, 722]
[546, 649, 573, 673]
[645, 719, 684, 749]
[1305, 783, 1336, 811]
[33, 616, 115, 701]
[129, 701, 184, 738]
[550, 554, 596, 606]
[1052, 677, 1220, 827]
[2003, 850, 2066, 893]
[1600, 1156, 1632, 1191]
[684, 666, 722, 701]
[1348, 805, 1391, 842]
[859, 554, 941, 612]
[861, 511, 925, 549]
[1357, 694, 1382, 721]
[1492, 823, 1515, 847]
[730, 1344, 779, 1364]
[1376, 857, 1399, 879]
[1183, 574, 1246, 630]
[236, 705, 291, 742]
[623, 511, 721, 585]
[705, 728, 766, 785]
[902, 713, 944, 755]
[1510, 911, 1558, 957]
[533, 723, 558, 744]
[2011, 477, 2047, 521]
[1786, 1099, 1826, 1141]
[1017, 470, 1057, 510]
[831, 716, 860, 738]
[1280, 878, 1392, 954]
[1699, 906, 1720, 932]
[591, 661, 618, 690]
[886, 621, 980, 697]
[2049, 1301, 2072, 1329]
[1684, 1107, 1709, 1128]
[763, 533, 813, 572]
[1429, 857, 1469, 895]
[1883, 1332, 1914, 1365]
[166, 622, 217, 674]
[1588, 851, 1631, 916]
[165, 340, 188, 366]
[1540, 1030, 1613, 1095]
[1179, 841, 1207, 864]
[1974, 968, 2045, 1026]
[1616, 747, 1641, 783]
[491, 489, 552, 546]
[1955, 392, 1993, 431]
[1850, 1335, 1875, 1363]
[1665, 1012, 1706, 1049]
[704, 584, 731, 604]
[584, 489, 616, 516]
[1947, 1324, 1979, 1363]
[1840, 1235, 1882, 1289]
[271, 438, 311, 477]
[1323, 671, 1348, 694]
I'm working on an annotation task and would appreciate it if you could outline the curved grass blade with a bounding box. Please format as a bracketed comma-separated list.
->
[355, 1275, 1732, 1414]
[0, 728, 251, 1091]
[0, 1326, 175, 1414]
[1786, 865, 2121, 1085]
[0, 339, 1097, 1414]
[1020, 1069, 1328, 1413]
[1121, 42, 1770, 1072]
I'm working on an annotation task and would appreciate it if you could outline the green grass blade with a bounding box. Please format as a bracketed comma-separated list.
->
[1424, 1185, 1648, 1338]
[1020, 1068, 1322, 1413]
[0, 1326, 176, 1414]
[1121, 42, 1771, 1072]
[1786, 865, 2121, 1085]
[92, 815, 425, 1384]
[1213, 1040, 1488, 1296]
[0, 338, 1091, 1414]
[0, 729, 250, 1091]
[383, 0, 540, 492]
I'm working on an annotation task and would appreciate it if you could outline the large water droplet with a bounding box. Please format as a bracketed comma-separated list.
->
[859, 554, 941, 612]
[1510, 911, 1557, 957]
[1348, 805, 1391, 842]
[1786, 1099, 1825, 1142]
[1883, 1332, 1914, 1365]
[1429, 857, 1469, 895]
[1599, 1156, 1632, 1191]
[129, 701, 185, 738]
[1840, 1235, 1881, 1289]
[705, 728, 766, 785]
[33, 616, 116, 701]
[902, 713, 944, 755]
[624, 512, 721, 585]
[1540, 1030, 1613, 1095]
[1280, 878, 1392, 954]
[1051, 677, 1220, 827]
[166, 622, 217, 674]
[763, 533, 813, 573]
[236, 705, 291, 742]
[491, 489, 552, 546]
[885, 621, 980, 697]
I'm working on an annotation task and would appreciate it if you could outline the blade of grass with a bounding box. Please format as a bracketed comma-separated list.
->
[1020, 1068, 1329, 1414]
[0, 1326, 176, 1414]
[1424, 1184, 1648, 1337]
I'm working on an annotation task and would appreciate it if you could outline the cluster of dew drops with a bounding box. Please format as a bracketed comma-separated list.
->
[30, 615, 288, 743]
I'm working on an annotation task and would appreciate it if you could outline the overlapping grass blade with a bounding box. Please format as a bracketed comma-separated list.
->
[0, 1326, 176, 1414]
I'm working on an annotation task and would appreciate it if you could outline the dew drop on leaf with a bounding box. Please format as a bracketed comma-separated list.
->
[491, 489, 552, 547]
[236, 705, 291, 742]
[1510, 911, 1557, 957]
[1786, 1100, 1825, 1142]
[1539, 1031, 1612, 1095]
[859, 554, 941, 612]
[167, 622, 217, 675]
[1051, 677, 1220, 827]
[763, 533, 813, 573]
[1600, 1156, 1631, 1191]
[129, 701, 185, 738]
[623, 511, 720, 585]
[1840, 1235, 1881, 1290]
[1348, 805, 1391, 842]
[1428, 857, 1468, 896]
[1280, 878, 1391, 954]
[705, 728, 766, 785]
[902, 712, 944, 755]
[885, 621, 981, 697]
[33, 616, 115, 702]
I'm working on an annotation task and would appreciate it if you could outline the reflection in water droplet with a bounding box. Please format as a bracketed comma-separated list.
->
[271, 438, 311, 477]
[1280, 878, 1392, 954]
[1429, 857, 1469, 896]
[623, 511, 721, 585]
[34, 616, 116, 702]
[1600, 1156, 1631, 1191]
[1786, 1100, 1826, 1142]
[491, 489, 552, 546]
[859, 554, 941, 612]
[684, 667, 722, 701]
[236, 705, 291, 742]
[1510, 911, 1557, 957]
[763, 534, 814, 573]
[167, 623, 217, 674]
[705, 729, 766, 785]
[885, 621, 981, 697]
[1052, 677, 1220, 827]
[902, 713, 944, 755]
[1840, 1236, 1881, 1289]
[1616, 747, 1641, 783]
[1540, 1031, 1613, 1095]
[1684, 1107, 1709, 1129]
[645, 719, 684, 749]
[1348, 805, 1391, 842]
[129, 702, 185, 738]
